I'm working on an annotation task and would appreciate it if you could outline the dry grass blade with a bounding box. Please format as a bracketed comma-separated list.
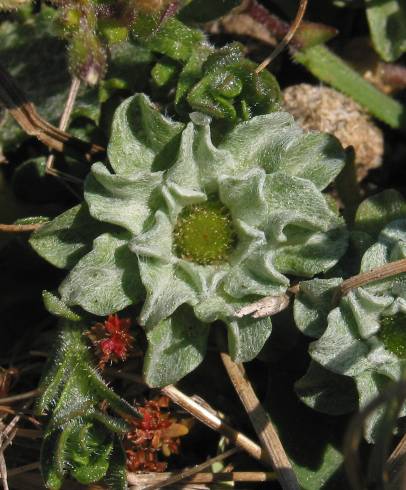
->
[128, 471, 276, 487]
[256, 0, 308, 73]
[220, 353, 299, 490]
[0, 224, 43, 233]
[0, 63, 105, 162]
[139, 447, 239, 490]
[340, 258, 406, 298]
[161, 385, 265, 463]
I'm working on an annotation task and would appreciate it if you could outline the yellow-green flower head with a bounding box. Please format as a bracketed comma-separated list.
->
[31, 94, 348, 386]
[294, 191, 406, 442]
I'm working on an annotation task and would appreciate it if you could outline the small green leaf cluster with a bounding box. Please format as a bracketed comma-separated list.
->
[146, 19, 281, 122]
[36, 320, 138, 489]
[294, 190, 406, 442]
[30, 93, 348, 387]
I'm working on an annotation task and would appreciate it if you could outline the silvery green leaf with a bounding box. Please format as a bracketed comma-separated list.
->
[294, 278, 342, 337]
[354, 189, 406, 240]
[84, 163, 162, 235]
[59, 233, 142, 316]
[144, 307, 210, 387]
[107, 94, 184, 175]
[300, 217, 406, 441]
[138, 259, 197, 328]
[226, 316, 273, 362]
[218, 113, 345, 189]
[295, 361, 358, 415]
[29, 204, 114, 270]
[310, 291, 395, 377]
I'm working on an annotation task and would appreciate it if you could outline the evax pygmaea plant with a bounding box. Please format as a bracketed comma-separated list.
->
[294, 190, 406, 442]
[31, 94, 348, 387]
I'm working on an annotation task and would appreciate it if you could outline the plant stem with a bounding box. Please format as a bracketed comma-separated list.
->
[0, 223, 42, 233]
[140, 447, 239, 490]
[220, 352, 300, 490]
[160, 384, 265, 463]
[340, 258, 406, 297]
[0, 63, 104, 161]
[256, 0, 308, 73]
[128, 470, 277, 487]
[46, 77, 81, 177]
[294, 44, 406, 129]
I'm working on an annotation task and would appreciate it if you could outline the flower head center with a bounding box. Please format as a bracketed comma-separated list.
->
[377, 313, 406, 359]
[173, 200, 236, 265]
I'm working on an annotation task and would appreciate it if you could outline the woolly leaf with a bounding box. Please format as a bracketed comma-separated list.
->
[59, 232, 143, 316]
[294, 278, 342, 338]
[144, 306, 210, 387]
[226, 316, 273, 363]
[354, 189, 406, 239]
[107, 94, 184, 175]
[295, 361, 358, 415]
[298, 217, 406, 441]
[30, 204, 117, 270]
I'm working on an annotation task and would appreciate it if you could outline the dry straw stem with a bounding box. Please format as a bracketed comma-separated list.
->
[339, 258, 406, 297]
[161, 384, 265, 463]
[46, 77, 82, 189]
[128, 471, 276, 487]
[139, 447, 239, 490]
[0, 63, 105, 161]
[108, 370, 265, 463]
[220, 353, 299, 490]
[255, 0, 308, 73]
[0, 223, 43, 233]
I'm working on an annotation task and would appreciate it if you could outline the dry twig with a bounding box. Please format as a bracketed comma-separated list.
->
[0, 63, 104, 161]
[139, 447, 239, 490]
[128, 470, 275, 487]
[256, 0, 308, 73]
[0, 223, 43, 233]
[160, 385, 265, 463]
[220, 352, 299, 490]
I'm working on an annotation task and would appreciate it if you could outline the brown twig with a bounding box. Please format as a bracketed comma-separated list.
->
[220, 352, 299, 490]
[160, 385, 265, 463]
[106, 370, 265, 463]
[140, 447, 240, 490]
[46, 76, 83, 190]
[339, 258, 406, 298]
[0, 223, 43, 233]
[0, 63, 105, 162]
[256, 0, 308, 73]
[128, 471, 276, 487]
[0, 389, 40, 405]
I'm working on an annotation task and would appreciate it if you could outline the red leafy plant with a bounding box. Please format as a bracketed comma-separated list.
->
[125, 396, 190, 472]
[87, 314, 136, 368]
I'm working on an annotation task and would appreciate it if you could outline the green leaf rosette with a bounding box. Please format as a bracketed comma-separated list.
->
[31, 94, 348, 386]
[295, 190, 406, 442]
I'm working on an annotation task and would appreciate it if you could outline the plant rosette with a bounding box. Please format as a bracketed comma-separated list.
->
[31, 94, 348, 387]
[294, 190, 406, 442]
